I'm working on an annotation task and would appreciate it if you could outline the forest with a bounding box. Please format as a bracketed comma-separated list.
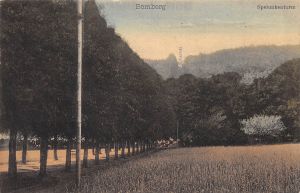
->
[1, 0, 299, 181]
[165, 59, 300, 146]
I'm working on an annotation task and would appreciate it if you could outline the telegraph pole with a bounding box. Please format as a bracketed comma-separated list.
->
[76, 0, 83, 186]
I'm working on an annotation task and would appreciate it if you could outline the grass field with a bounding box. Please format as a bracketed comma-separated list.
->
[69, 144, 300, 193]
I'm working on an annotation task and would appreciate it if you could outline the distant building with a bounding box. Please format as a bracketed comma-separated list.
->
[178, 47, 183, 67]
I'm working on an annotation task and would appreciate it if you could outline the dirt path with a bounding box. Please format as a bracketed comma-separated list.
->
[0, 148, 126, 173]
[0, 149, 160, 193]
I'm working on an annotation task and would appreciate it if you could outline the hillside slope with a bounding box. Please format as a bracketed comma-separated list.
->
[147, 45, 300, 84]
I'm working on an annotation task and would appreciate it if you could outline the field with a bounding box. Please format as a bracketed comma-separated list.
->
[68, 144, 300, 193]
[1, 144, 300, 193]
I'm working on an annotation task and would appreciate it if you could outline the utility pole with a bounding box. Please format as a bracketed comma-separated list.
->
[76, 0, 83, 187]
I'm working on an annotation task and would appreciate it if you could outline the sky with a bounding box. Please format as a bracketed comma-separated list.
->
[96, 0, 300, 60]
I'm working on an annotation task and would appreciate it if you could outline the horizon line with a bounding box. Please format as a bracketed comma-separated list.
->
[142, 43, 300, 61]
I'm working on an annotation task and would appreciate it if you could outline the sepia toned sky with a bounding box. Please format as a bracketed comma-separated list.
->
[97, 0, 300, 60]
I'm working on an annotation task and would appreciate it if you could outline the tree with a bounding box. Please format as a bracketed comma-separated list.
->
[240, 115, 287, 143]
[1, 0, 78, 176]
[1, 0, 179, 177]
[247, 59, 300, 141]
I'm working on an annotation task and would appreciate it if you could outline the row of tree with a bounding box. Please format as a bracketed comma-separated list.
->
[0, 0, 176, 178]
[164, 59, 300, 146]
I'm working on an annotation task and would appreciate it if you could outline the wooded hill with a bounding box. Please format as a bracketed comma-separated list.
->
[164, 59, 300, 146]
[147, 45, 300, 84]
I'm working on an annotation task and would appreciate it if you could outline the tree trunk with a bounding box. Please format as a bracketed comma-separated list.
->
[121, 141, 125, 159]
[132, 142, 135, 155]
[22, 133, 28, 164]
[136, 142, 139, 154]
[92, 141, 95, 155]
[95, 141, 100, 165]
[127, 141, 131, 156]
[114, 142, 119, 159]
[92, 147, 95, 155]
[105, 143, 110, 161]
[146, 142, 150, 151]
[39, 137, 48, 176]
[8, 129, 17, 178]
[141, 141, 144, 153]
[65, 139, 72, 172]
[53, 136, 58, 161]
[82, 139, 89, 168]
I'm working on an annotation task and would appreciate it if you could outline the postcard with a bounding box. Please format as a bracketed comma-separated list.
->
[0, 0, 299, 192]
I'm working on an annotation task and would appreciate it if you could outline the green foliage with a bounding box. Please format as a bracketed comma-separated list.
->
[1, 0, 77, 139]
[165, 59, 300, 145]
[1, 0, 176, 148]
[255, 59, 300, 140]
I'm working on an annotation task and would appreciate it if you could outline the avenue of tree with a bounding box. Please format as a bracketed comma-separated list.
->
[1, 0, 176, 178]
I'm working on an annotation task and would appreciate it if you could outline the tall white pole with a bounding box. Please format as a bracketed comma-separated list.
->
[76, 0, 83, 186]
